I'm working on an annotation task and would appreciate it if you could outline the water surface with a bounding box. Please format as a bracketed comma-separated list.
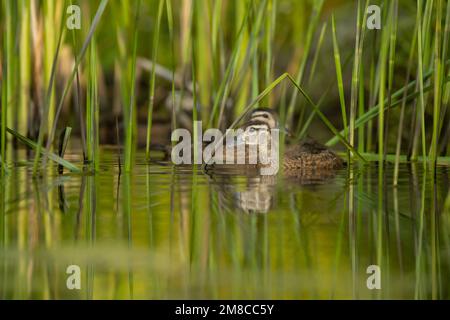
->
[1, 149, 449, 299]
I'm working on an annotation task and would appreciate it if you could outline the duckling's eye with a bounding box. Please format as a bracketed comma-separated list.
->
[249, 127, 256, 132]
[262, 114, 269, 119]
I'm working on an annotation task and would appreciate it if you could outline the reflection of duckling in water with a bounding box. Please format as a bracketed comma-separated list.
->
[210, 174, 276, 214]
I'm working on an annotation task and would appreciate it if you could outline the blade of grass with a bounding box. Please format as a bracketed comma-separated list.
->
[58, 126, 72, 174]
[298, 53, 353, 140]
[166, 0, 177, 137]
[86, 36, 100, 171]
[265, 0, 277, 91]
[207, 3, 250, 127]
[307, 22, 327, 86]
[145, 0, 165, 161]
[69, 0, 87, 161]
[331, 15, 348, 141]
[394, 14, 418, 186]
[217, 0, 268, 127]
[411, 0, 430, 162]
[377, 0, 394, 163]
[39, 0, 109, 173]
[44, 0, 56, 138]
[32, 0, 68, 175]
[430, 0, 443, 164]
[19, 0, 31, 137]
[326, 62, 450, 146]
[124, 0, 140, 172]
[6, 127, 81, 172]
[383, 0, 398, 160]
[1, 0, 9, 175]
[286, 0, 324, 126]
[349, 1, 368, 159]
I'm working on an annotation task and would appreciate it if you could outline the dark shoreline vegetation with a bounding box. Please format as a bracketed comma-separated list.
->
[0, 0, 450, 299]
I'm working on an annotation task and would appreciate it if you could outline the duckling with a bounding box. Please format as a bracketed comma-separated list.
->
[153, 107, 343, 177]
[237, 108, 343, 172]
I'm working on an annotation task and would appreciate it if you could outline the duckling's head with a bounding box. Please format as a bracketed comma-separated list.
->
[241, 108, 278, 145]
[247, 108, 278, 129]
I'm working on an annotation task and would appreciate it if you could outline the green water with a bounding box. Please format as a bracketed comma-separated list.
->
[0, 149, 449, 299]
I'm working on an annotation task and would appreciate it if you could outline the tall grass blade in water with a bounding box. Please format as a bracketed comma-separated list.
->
[349, 1, 368, 159]
[331, 15, 348, 140]
[430, 0, 443, 165]
[145, 0, 165, 161]
[124, 0, 141, 172]
[1, 0, 12, 175]
[286, 0, 323, 127]
[37, 0, 108, 174]
[413, 0, 428, 164]
[377, 1, 393, 163]
[87, 38, 100, 171]
[32, 1, 66, 175]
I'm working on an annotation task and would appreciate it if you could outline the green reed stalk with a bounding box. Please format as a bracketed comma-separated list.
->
[69, 0, 86, 160]
[437, 0, 450, 151]
[124, 0, 140, 172]
[383, 0, 398, 159]
[394, 18, 418, 186]
[377, 2, 393, 163]
[286, 0, 323, 125]
[219, 0, 267, 126]
[19, 0, 30, 137]
[294, 21, 328, 136]
[366, 34, 378, 153]
[326, 63, 450, 146]
[210, 0, 222, 94]
[299, 53, 352, 140]
[430, 0, 443, 164]
[165, 0, 177, 136]
[191, 1, 200, 165]
[194, 0, 211, 117]
[44, 0, 56, 137]
[209, 4, 249, 127]
[32, 1, 66, 175]
[6, 127, 81, 172]
[145, 0, 164, 161]
[411, 0, 433, 161]
[307, 22, 327, 86]
[349, 1, 368, 158]
[251, 39, 259, 104]
[57, 126, 72, 173]
[415, 0, 427, 164]
[86, 38, 100, 171]
[42, 0, 108, 171]
[358, 63, 365, 154]
[264, 0, 277, 99]
[331, 15, 348, 140]
[1, 1, 9, 174]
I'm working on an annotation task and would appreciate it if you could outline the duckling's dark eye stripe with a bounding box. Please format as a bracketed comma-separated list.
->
[252, 112, 272, 119]
[247, 123, 270, 131]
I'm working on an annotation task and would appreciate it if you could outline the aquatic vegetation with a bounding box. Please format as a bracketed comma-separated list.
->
[0, 0, 450, 300]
